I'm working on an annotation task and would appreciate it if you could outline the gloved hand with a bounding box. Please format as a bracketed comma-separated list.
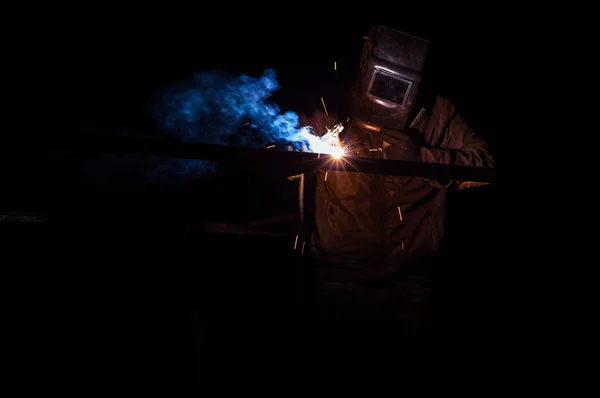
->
[298, 109, 339, 136]
[380, 127, 424, 162]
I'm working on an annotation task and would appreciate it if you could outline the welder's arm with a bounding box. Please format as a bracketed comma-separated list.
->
[421, 113, 494, 169]
[420, 102, 495, 189]
[421, 137, 494, 169]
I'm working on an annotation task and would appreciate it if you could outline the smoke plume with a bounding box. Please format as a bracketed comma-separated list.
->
[82, 68, 332, 187]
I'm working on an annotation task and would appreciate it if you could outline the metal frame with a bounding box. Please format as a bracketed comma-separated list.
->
[61, 135, 496, 256]
[72, 135, 496, 183]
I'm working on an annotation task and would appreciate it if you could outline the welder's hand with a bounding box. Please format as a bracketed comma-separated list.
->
[381, 128, 423, 162]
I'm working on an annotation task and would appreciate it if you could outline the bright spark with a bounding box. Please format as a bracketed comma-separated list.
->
[300, 123, 345, 158]
[330, 146, 344, 159]
[320, 97, 329, 116]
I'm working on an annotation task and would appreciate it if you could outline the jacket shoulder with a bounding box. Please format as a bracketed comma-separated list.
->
[411, 94, 455, 119]
[410, 95, 451, 128]
[432, 95, 457, 116]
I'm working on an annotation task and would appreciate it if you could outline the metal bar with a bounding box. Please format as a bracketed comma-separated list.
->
[65, 136, 496, 183]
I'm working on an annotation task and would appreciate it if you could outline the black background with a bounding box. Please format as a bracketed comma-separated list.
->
[5, 8, 502, 390]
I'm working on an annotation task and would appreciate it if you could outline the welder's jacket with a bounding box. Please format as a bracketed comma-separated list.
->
[312, 96, 495, 282]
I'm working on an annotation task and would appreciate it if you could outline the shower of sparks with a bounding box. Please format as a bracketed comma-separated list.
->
[301, 123, 345, 158]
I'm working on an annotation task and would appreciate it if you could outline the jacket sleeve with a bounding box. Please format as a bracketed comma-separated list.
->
[419, 96, 495, 188]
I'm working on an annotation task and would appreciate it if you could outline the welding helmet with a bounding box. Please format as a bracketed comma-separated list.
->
[353, 26, 431, 132]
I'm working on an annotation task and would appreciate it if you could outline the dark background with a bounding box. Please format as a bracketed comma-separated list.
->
[5, 9, 500, 390]
[66, 15, 501, 150]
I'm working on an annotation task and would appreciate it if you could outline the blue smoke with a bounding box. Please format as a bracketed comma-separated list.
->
[155, 68, 312, 150]
[81, 68, 321, 187]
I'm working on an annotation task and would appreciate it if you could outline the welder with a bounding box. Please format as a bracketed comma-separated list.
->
[307, 26, 496, 358]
